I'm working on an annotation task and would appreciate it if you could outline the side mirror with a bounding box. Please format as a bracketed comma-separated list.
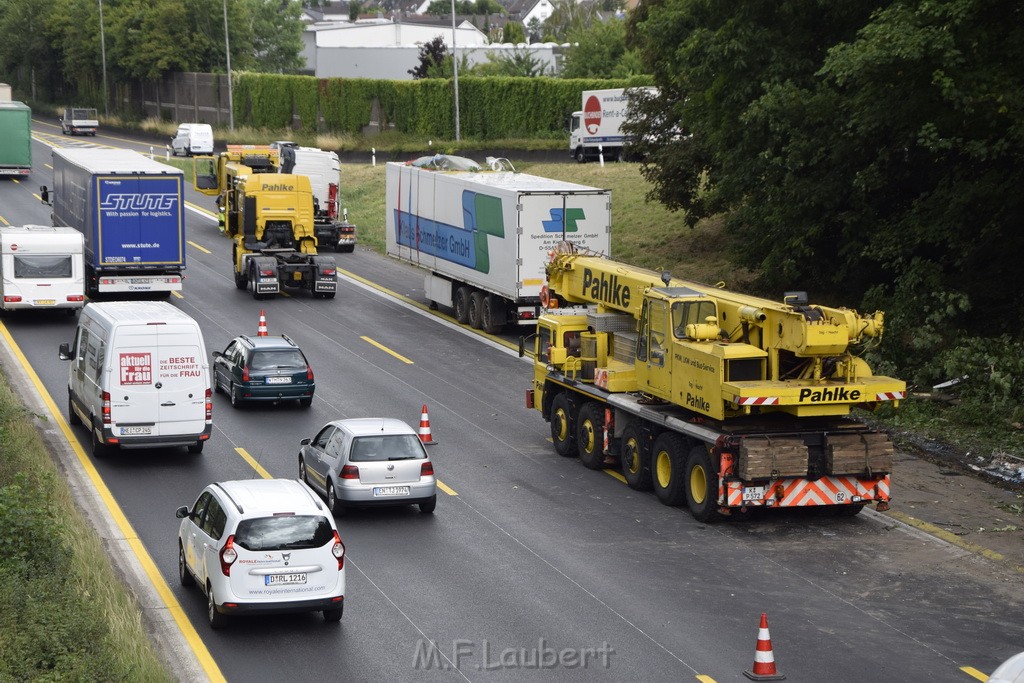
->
[58, 343, 71, 360]
[175, 506, 190, 519]
[300, 437, 311, 446]
[40, 186, 50, 206]
[212, 351, 223, 359]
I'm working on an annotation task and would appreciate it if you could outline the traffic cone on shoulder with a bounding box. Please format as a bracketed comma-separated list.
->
[744, 613, 785, 680]
[257, 309, 268, 336]
[418, 404, 436, 445]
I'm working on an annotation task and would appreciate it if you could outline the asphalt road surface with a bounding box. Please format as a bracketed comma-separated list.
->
[0, 121, 1020, 682]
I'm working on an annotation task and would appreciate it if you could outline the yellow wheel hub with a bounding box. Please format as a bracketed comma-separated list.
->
[656, 451, 671, 488]
[554, 410, 568, 441]
[690, 464, 707, 504]
[625, 441, 639, 474]
[581, 420, 595, 453]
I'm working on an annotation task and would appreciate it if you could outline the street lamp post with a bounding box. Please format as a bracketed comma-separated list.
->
[450, 0, 460, 141]
[222, 0, 234, 130]
[98, 0, 108, 117]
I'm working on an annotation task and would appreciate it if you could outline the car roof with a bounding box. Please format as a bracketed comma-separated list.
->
[333, 417, 418, 437]
[236, 334, 299, 350]
[213, 479, 327, 517]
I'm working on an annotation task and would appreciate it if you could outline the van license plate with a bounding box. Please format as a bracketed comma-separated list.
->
[373, 486, 410, 497]
[34, 299, 56, 306]
[266, 376, 292, 384]
[266, 573, 306, 586]
[120, 426, 152, 436]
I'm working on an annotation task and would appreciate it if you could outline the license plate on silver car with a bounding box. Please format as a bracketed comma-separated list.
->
[266, 573, 306, 586]
[373, 486, 410, 497]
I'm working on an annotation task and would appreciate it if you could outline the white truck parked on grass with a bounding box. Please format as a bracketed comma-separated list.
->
[385, 155, 611, 333]
[569, 87, 657, 163]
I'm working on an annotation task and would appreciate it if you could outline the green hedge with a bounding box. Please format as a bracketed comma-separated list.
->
[231, 72, 653, 139]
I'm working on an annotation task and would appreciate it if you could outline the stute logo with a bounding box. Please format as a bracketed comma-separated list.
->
[584, 96, 602, 135]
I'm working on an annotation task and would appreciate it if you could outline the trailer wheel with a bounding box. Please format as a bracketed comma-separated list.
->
[651, 433, 688, 506]
[481, 294, 505, 334]
[620, 425, 651, 491]
[685, 445, 722, 522]
[575, 402, 606, 469]
[575, 147, 587, 163]
[468, 291, 486, 329]
[454, 287, 471, 324]
[550, 393, 577, 457]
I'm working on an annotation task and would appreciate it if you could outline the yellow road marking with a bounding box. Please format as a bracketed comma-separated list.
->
[361, 336, 413, 364]
[337, 266, 518, 350]
[437, 480, 458, 496]
[0, 321, 225, 682]
[960, 666, 988, 681]
[188, 240, 211, 254]
[0, 215, 8, 226]
[695, 676, 717, 683]
[32, 193, 44, 202]
[171, 291, 184, 299]
[45, 163, 52, 170]
[885, 510, 1024, 574]
[603, 468, 627, 484]
[235, 447, 272, 480]
[12, 178, 20, 184]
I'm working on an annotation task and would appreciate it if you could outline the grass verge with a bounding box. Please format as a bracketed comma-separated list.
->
[0, 371, 172, 681]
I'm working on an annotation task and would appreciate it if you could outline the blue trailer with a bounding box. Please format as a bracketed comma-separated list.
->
[48, 148, 185, 296]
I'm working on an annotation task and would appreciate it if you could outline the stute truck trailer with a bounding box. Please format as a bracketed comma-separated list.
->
[569, 87, 656, 164]
[523, 245, 906, 521]
[46, 148, 186, 296]
[385, 157, 611, 333]
[0, 88, 32, 177]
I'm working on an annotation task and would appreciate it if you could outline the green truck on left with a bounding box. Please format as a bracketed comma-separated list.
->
[0, 86, 31, 177]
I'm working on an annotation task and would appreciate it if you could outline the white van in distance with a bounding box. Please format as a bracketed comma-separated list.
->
[0, 225, 85, 314]
[59, 301, 213, 456]
[170, 123, 214, 156]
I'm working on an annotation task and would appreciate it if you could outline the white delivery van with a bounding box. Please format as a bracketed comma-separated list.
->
[170, 123, 214, 156]
[58, 301, 213, 457]
[0, 225, 85, 314]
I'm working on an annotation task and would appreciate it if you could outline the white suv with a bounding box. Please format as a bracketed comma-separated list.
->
[176, 479, 346, 628]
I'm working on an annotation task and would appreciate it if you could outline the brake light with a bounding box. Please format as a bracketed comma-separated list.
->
[205, 387, 212, 422]
[242, 366, 249, 381]
[420, 461, 434, 477]
[259, 268, 276, 277]
[101, 391, 111, 425]
[3, 296, 22, 303]
[332, 531, 345, 570]
[67, 294, 85, 302]
[341, 465, 359, 480]
[220, 535, 237, 576]
[321, 268, 335, 277]
[519, 311, 536, 320]
[306, 365, 314, 381]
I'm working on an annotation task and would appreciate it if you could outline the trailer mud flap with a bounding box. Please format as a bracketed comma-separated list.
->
[311, 255, 337, 293]
[251, 255, 280, 294]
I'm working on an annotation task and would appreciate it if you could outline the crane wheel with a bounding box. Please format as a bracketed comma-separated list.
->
[651, 432, 688, 506]
[685, 445, 722, 522]
[576, 402, 606, 470]
[620, 425, 652, 491]
[550, 393, 577, 457]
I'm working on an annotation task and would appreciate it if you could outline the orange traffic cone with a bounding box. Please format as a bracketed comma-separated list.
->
[257, 309, 268, 336]
[744, 613, 785, 680]
[418, 404, 436, 445]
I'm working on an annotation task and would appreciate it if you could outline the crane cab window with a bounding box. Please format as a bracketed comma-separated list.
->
[639, 300, 668, 366]
[672, 300, 717, 339]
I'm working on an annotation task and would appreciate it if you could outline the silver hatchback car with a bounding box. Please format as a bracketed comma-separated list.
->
[298, 418, 437, 514]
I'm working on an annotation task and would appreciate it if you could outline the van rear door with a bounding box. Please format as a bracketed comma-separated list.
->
[111, 324, 206, 438]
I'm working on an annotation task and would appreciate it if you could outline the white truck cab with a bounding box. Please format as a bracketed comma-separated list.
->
[59, 301, 213, 457]
[0, 225, 85, 314]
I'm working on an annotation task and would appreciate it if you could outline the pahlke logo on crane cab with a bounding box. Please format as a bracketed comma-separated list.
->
[581, 268, 630, 307]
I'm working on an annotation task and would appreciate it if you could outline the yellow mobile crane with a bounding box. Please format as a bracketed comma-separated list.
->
[194, 145, 337, 299]
[522, 244, 906, 521]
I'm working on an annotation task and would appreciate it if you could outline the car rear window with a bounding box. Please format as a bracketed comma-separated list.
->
[350, 434, 426, 462]
[233, 515, 334, 551]
[249, 349, 306, 371]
